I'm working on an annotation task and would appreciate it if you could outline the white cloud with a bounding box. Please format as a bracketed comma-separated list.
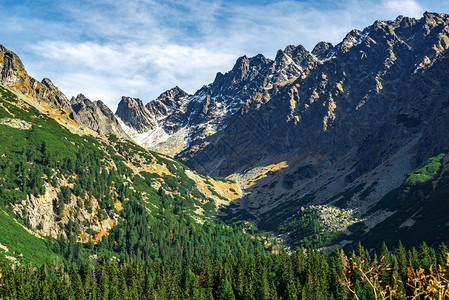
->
[29, 40, 236, 110]
[382, 0, 423, 18]
[3, 0, 448, 108]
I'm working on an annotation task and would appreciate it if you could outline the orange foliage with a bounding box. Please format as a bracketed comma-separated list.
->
[197, 275, 207, 287]
[339, 252, 449, 300]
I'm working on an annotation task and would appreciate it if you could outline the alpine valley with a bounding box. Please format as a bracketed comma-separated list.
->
[2, 11, 449, 300]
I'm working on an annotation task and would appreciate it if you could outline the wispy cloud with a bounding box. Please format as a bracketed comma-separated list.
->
[382, 0, 424, 17]
[30, 40, 235, 109]
[0, 0, 447, 109]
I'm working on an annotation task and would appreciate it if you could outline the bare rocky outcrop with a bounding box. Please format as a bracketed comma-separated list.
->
[71, 94, 129, 137]
[12, 179, 118, 242]
[0, 118, 32, 130]
[146, 86, 189, 122]
[115, 96, 156, 133]
[0, 45, 74, 114]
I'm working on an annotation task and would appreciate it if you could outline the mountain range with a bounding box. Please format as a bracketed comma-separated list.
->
[1, 11, 449, 258]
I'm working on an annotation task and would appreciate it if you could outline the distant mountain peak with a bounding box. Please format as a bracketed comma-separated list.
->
[116, 96, 156, 133]
[70, 94, 129, 137]
[311, 42, 335, 60]
[146, 86, 189, 120]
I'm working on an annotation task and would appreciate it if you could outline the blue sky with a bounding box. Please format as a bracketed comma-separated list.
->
[0, 0, 448, 110]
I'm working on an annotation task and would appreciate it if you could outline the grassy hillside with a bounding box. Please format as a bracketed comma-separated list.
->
[0, 209, 59, 265]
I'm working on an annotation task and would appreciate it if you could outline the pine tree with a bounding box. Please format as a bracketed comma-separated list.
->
[328, 248, 350, 300]
[70, 266, 86, 300]
[397, 241, 408, 280]
[217, 279, 235, 300]
[379, 242, 391, 286]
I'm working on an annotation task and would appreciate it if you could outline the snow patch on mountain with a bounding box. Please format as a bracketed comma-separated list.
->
[116, 116, 172, 148]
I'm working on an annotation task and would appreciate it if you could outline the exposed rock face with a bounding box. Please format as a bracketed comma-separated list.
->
[0, 45, 26, 86]
[0, 45, 73, 113]
[115, 96, 156, 133]
[146, 86, 189, 121]
[12, 180, 117, 241]
[144, 86, 190, 142]
[40, 78, 75, 113]
[270, 45, 315, 84]
[180, 13, 449, 175]
[0, 118, 32, 130]
[71, 94, 129, 137]
[129, 44, 316, 153]
[312, 42, 335, 60]
[173, 12, 449, 244]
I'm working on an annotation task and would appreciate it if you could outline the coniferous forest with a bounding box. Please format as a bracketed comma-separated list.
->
[1, 242, 449, 299]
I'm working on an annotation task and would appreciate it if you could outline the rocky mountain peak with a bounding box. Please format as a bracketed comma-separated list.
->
[0, 45, 74, 115]
[70, 93, 88, 104]
[116, 96, 156, 133]
[70, 94, 129, 137]
[281, 45, 297, 57]
[423, 11, 446, 22]
[146, 86, 189, 120]
[233, 54, 249, 68]
[0, 45, 26, 86]
[164, 85, 188, 98]
[275, 47, 290, 62]
[284, 44, 312, 65]
[341, 29, 364, 48]
[225, 54, 271, 85]
[41, 77, 72, 111]
[312, 42, 335, 60]
[153, 86, 189, 108]
[396, 15, 417, 29]
[269, 44, 315, 84]
[41, 78, 57, 91]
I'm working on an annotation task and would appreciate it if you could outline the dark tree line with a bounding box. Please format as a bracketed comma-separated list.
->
[1, 241, 448, 299]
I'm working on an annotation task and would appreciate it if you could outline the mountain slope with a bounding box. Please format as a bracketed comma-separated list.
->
[173, 12, 449, 250]
[3, 12, 449, 257]
[47, 12, 449, 251]
[0, 48, 270, 263]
